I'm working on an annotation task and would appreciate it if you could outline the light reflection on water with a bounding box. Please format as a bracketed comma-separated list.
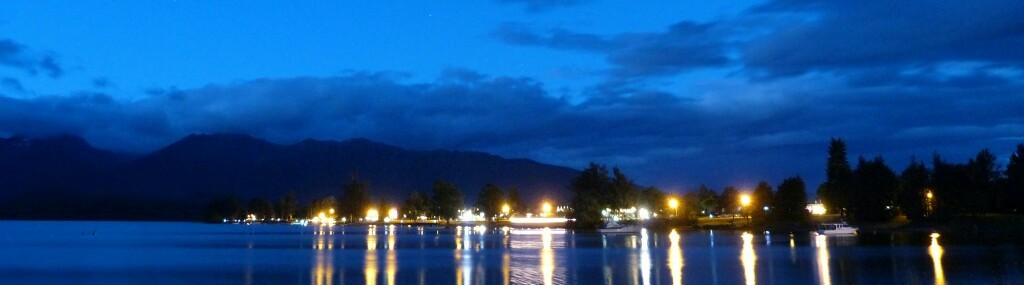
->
[815, 234, 830, 285]
[312, 229, 334, 285]
[667, 230, 683, 285]
[0, 221, 1020, 285]
[930, 233, 946, 285]
[741, 232, 756, 285]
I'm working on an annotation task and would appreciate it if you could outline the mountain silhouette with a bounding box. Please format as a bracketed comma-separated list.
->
[0, 134, 579, 220]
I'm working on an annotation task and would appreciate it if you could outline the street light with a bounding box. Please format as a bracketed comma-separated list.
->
[668, 198, 679, 217]
[925, 190, 934, 217]
[502, 203, 511, 217]
[542, 202, 552, 217]
[739, 194, 752, 225]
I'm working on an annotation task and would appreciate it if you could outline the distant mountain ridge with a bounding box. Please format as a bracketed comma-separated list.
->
[0, 134, 580, 220]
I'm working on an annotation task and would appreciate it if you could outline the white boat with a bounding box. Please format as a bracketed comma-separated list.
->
[598, 221, 642, 234]
[816, 222, 859, 235]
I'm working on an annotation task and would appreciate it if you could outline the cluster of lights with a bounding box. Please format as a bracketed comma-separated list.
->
[807, 203, 827, 215]
[459, 209, 486, 222]
[601, 207, 653, 221]
[311, 209, 337, 225]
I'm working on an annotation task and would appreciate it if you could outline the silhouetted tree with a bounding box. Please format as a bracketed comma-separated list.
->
[1007, 144, 1024, 212]
[682, 191, 702, 219]
[637, 186, 666, 214]
[851, 156, 898, 222]
[569, 163, 611, 229]
[506, 187, 523, 213]
[819, 138, 853, 216]
[340, 177, 372, 221]
[202, 196, 242, 223]
[898, 159, 929, 220]
[696, 184, 719, 215]
[431, 180, 463, 223]
[932, 154, 970, 218]
[719, 187, 739, 215]
[608, 167, 638, 210]
[402, 190, 430, 219]
[752, 181, 774, 219]
[247, 198, 273, 221]
[774, 176, 808, 224]
[967, 149, 999, 213]
[476, 183, 505, 220]
[275, 191, 298, 221]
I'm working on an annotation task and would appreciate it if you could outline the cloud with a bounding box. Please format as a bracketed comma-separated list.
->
[495, 0, 591, 12]
[1, 77, 25, 93]
[491, 22, 732, 78]
[0, 39, 63, 78]
[2, 70, 1022, 188]
[743, 0, 1024, 78]
[491, 0, 1024, 93]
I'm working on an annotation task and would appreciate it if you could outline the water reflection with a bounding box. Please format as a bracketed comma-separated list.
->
[740, 232, 756, 285]
[667, 230, 683, 285]
[815, 234, 831, 285]
[929, 233, 945, 285]
[312, 229, 335, 285]
[541, 228, 555, 285]
[366, 226, 378, 285]
[639, 229, 651, 285]
[386, 226, 397, 285]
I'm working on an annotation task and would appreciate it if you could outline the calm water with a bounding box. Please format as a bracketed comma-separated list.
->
[1, 221, 1023, 284]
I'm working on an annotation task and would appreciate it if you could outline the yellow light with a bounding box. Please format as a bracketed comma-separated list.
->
[542, 202, 552, 216]
[366, 209, 379, 222]
[502, 204, 511, 215]
[740, 195, 752, 207]
[329, 208, 335, 214]
[926, 191, 934, 199]
[319, 212, 326, 219]
[668, 198, 679, 209]
[809, 204, 827, 215]
[387, 208, 398, 221]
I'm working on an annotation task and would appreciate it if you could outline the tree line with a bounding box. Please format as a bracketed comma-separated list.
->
[203, 176, 524, 223]
[566, 163, 812, 229]
[818, 138, 1024, 222]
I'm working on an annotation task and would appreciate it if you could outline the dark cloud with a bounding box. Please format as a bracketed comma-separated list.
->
[743, 0, 1024, 78]
[1, 77, 25, 93]
[496, 0, 590, 12]
[491, 0, 1024, 93]
[2, 71, 1022, 188]
[92, 78, 114, 89]
[491, 22, 731, 78]
[0, 39, 63, 78]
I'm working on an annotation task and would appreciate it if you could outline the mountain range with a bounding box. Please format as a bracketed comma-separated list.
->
[0, 134, 579, 220]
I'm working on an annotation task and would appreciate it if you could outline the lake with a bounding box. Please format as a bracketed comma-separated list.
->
[0, 221, 1022, 284]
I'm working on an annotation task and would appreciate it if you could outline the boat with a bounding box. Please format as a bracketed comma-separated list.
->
[816, 222, 859, 235]
[598, 221, 642, 234]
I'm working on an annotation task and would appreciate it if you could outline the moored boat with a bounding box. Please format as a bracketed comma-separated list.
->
[598, 220, 642, 234]
[816, 222, 858, 235]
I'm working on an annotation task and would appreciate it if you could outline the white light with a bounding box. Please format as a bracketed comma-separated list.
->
[460, 210, 481, 222]
[638, 208, 651, 220]
[509, 217, 569, 224]
[366, 209, 380, 222]
[388, 208, 399, 221]
[807, 204, 826, 215]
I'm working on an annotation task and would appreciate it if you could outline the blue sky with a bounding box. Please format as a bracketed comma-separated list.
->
[1, 0, 1023, 192]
